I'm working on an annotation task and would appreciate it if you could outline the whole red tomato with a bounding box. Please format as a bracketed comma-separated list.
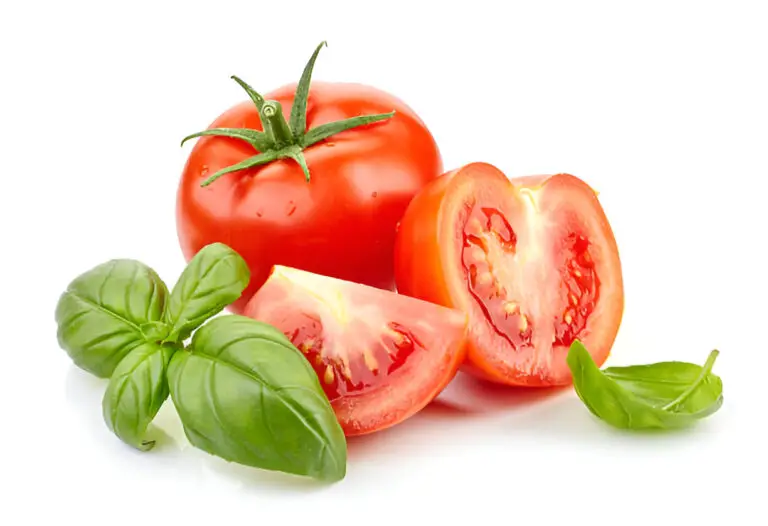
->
[176, 43, 442, 313]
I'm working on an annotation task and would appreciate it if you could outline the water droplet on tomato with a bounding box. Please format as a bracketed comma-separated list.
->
[286, 201, 297, 216]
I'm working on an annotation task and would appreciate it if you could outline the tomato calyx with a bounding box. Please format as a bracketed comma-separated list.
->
[180, 41, 396, 186]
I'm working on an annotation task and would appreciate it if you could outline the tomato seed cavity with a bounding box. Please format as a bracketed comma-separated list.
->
[554, 233, 599, 346]
[461, 206, 600, 353]
[285, 314, 418, 402]
[461, 206, 533, 351]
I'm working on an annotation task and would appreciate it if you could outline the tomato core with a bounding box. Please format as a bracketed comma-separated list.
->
[287, 313, 417, 402]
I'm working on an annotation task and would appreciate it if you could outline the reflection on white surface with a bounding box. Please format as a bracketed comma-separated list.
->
[63, 362, 723, 490]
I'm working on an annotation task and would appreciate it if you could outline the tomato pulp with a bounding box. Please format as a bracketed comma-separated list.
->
[394, 163, 624, 386]
[243, 266, 468, 435]
[176, 44, 442, 314]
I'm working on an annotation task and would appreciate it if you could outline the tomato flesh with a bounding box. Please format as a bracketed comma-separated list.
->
[283, 312, 417, 402]
[243, 266, 468, 435]
[461, 205, 600, 352]
[395, 163, 624, 386]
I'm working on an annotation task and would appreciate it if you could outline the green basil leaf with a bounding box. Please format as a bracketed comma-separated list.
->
[567, 340, 723, 430]
[55, 259, 169, 378]
[164, 243, 250, 343]
[102, 341, 175, 451]
[167, 315, 346, 482]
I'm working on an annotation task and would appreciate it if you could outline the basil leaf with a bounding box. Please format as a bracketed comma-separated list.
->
[567, 340, 723, 430]
[164, 243, 250, 343]
[102, 342, 175, 451]
[168, 315, 346, 481]
[55, 259, 169, 378]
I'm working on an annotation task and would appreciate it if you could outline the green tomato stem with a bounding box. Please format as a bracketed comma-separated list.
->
[181, 42, 397, 186]
[289, 41, 327, 138]
[200, 150, 280, 187]
[284, 147, 311, 182]
[180, 127, 270, 151]
[261, 101, 294, 148]
[302, 112, 395, 148]
[231, 75, 265, 111]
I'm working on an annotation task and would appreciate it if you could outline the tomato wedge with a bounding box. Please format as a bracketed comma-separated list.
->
[394, 162, 624, 387]
[242, 266, 468, 435]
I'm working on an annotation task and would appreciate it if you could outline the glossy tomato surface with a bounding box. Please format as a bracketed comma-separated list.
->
[394, 162, 624, 386]
[177, 82, 442, 313]
[243, 266, 468, 435]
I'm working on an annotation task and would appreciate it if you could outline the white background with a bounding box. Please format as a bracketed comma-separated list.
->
[1, 1, 766, 524]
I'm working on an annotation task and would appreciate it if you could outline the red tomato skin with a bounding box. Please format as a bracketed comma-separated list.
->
[177, 82, 443, 313]
[394, 163, 624, 387]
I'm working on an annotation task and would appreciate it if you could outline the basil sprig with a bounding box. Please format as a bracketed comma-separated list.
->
[567, 340, 724, 430]
[54, 242, 347, 482]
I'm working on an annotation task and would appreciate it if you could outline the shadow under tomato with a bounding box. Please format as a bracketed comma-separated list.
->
[434, 371, 568, 414]
[505, 392, 724, 444]
[346, 372, 568, 461]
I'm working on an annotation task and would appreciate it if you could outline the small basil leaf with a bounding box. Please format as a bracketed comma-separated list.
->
[164, 243, 250, 343]
[55, 259, 169, 378]
[140, 321, 170, 342]
[168, 315, 346, 482]
[102, 342, 175, 451]
[567, 340, 723, 430]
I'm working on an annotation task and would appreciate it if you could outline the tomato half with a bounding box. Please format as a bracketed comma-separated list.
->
[176, 45, 442, 314]
[394, 162, 624, 387]
[242, 266, 468, 435]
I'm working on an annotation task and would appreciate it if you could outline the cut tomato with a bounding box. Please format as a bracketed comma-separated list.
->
[242, 266, 468, 435]
[394, 162, 624, 387]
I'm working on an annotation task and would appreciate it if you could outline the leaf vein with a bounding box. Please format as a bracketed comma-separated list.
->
[195, 353, 329, 453]
[96, 260, 119, 307]
[63, 291, 142, 332]
[124, 263, 141, 323]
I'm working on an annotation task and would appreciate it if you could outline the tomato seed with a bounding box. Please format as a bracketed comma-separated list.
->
[323, 365, 335, 385]
[363, 348, 379, 373]
[476, 272, 493, 286]
[300, 338, 314, 353]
